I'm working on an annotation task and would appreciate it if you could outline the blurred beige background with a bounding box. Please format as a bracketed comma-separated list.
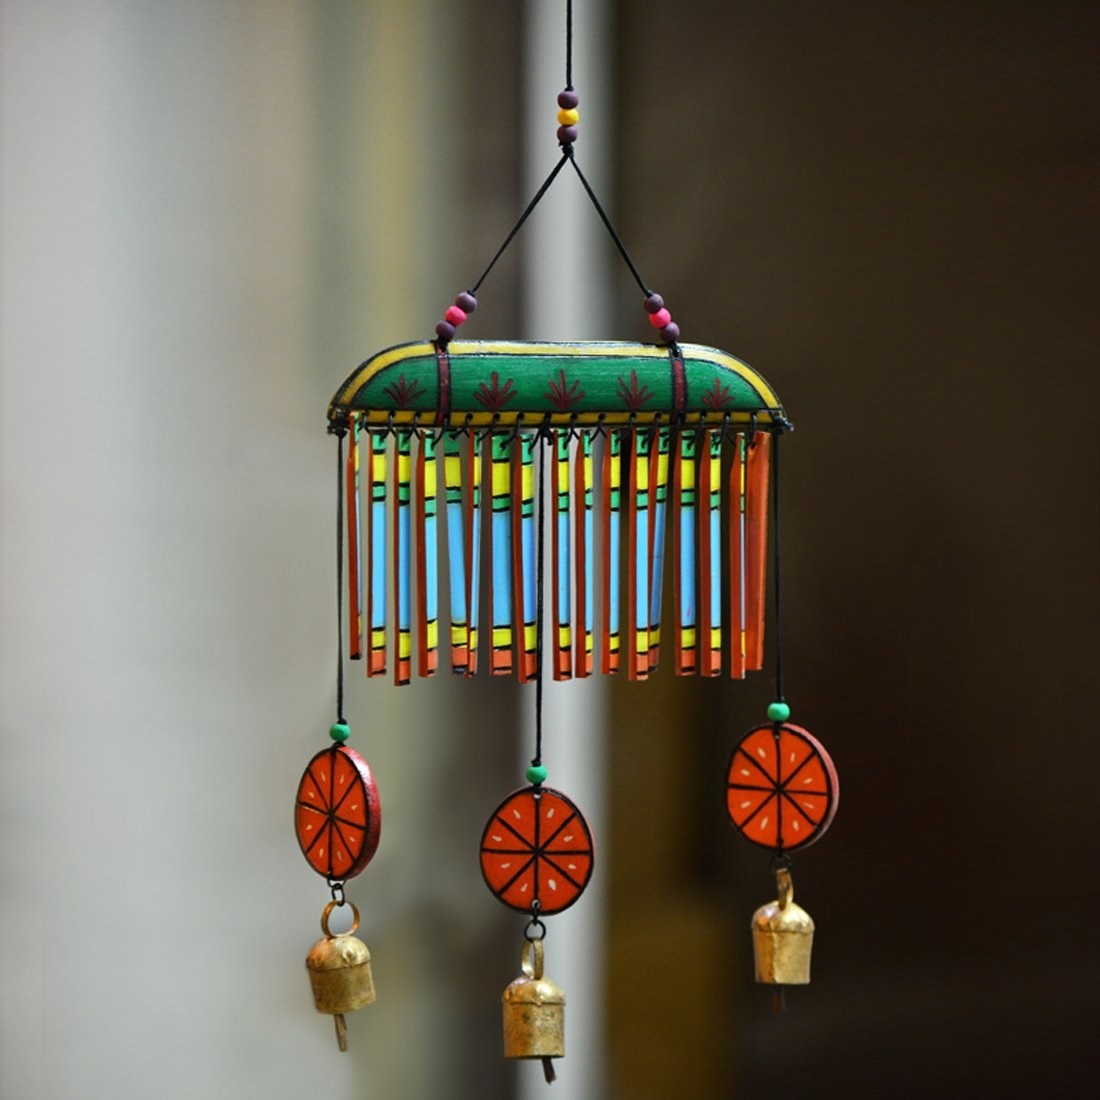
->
[2, 2, 1096, 1098]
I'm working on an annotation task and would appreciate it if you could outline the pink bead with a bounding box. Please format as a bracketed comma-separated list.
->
[444, 305, 467, 326]
[649, 307, 672, 328]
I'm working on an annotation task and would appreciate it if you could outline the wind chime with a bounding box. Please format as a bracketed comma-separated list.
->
[294, 1, 838, 1078]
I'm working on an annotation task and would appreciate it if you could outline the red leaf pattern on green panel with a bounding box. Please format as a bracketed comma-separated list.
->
[382, 374, 425, 408]
[544, 369, 586, 411]
[474, 372, 518, 411]
[700, 378, 733, 410]
[615, 370, 654, 411]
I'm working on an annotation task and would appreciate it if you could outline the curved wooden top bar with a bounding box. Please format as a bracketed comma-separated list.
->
[328, 340, 786, 428]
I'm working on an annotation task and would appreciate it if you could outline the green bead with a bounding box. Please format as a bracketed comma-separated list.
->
[766, 702, 790, 723]
[329, 721, 351, 742]
[526, 763, 548, 786]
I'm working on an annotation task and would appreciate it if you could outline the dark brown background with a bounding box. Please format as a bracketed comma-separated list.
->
[600, 2, 1098, 1097]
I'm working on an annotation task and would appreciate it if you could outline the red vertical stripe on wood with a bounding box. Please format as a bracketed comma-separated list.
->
[744, 432, 771, 671]
[729, 434, 746, 679]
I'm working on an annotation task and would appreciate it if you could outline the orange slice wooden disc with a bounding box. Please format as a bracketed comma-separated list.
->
[480, 786, 594, 915]
[726, 723, 838, 853]
[295, 745, 381, 881]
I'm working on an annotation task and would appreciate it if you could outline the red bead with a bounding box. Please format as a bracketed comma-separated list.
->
[644, 293, 664, 313]
[435, 321, 456, 342]
[649, 307, 672, 328]
[455, 291, 478, 313]
[659, 322, 681, 343]
[445, 305, 467, 326]
[558, 89, 579, 109]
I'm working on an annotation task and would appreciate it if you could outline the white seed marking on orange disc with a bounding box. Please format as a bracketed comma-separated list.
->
[759, 817, 769, 831]
[562, 834, 573, 842]
[501, 862, 511, 869]
[318, 847, 326, 857]
[740, 768, 751, 777]
[319, 771, 327, 783]
[803, 777, 814, 784]
[520, 882, 529, 893]
[350, 804, 358, 811]
[548, 879, 558, 891]
[757, 747, 767, 759]
[513, 809, 522, 820]
[305, 824, 313, 831]
[336, 851, 345, 862]
[793, 820, 801, 831]
[789, 752, 796, 763]
[546, 808, 556, 819]
[740, 800, 752, 809]
[492, 834, 502, 843]
[568, 863, 576, 870]
[340, 774, 346, 784]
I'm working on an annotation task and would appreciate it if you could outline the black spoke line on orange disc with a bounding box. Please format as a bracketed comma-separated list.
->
[539, 810, 578, 851]
[777, 747, 818, 791]
[777, 789, 826, 827]
[541, 853, 587, 891]
[774, 730, 784, 849]
[494, 856, 537, 898]
[733, 792, 778, 831]
[330, 772, 364, 816]
[307, 762, 333, 811]
[734, 747, 777, 787]
[483, 847, 537, 856]
[300, 819, 327, 857]
[296, 799, 328, 817]
[531, 794, 543, 914]
[327, 749, 337, 814]
[332, 811, 368, 832]
[727, 781, 778, 793]
[491, 813, 535, 849]
[328, 816, 357, 863]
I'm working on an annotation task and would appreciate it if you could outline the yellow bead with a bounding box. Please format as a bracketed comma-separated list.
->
[556, 108, 580, 126]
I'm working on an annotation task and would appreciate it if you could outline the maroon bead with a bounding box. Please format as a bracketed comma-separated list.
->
[455, 291, 478, 313]
[659, 322, 681, 343]
[644, 293, 664, 314]
[435, 321, 456, 342]
[557, 125, 578, 145]
[558, 89, 579, 110]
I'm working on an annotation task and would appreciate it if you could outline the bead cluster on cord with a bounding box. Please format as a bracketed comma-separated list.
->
[435, 290, 478, 345]
[644, 292, 680, 345]
[557, 88, 579, 146]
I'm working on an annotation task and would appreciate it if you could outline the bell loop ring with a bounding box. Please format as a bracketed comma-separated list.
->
[775, 867, 794, 912]
[321, 899, 361, 939]
[521, 937, 545, 981]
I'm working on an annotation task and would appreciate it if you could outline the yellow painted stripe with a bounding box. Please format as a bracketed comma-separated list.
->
[524, 623, 538, 651]
[398, 633, 412, 659]
[426, 620, 438, 648]
[492, 627, 513, 647]
[557, 625, 573, 647]
[681, 627, 697, 648]
[450, 623, 467, 645]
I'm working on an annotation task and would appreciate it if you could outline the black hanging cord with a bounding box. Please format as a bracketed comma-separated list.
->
[335, 429, 347, 723]
[469, 155, 570, 294]
[567, 156, 651, 296]
[565, 0, 573, 89]
[532, 429, 548, 768]
[771, 429, 784, 705]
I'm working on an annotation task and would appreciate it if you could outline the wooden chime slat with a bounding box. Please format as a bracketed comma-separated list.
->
[574, 431, 594, 678]
[744, 431, 771, 672]
[673, 430, 697, 675]
[393, 431, 413, 686]
[600, 429, 622, 675]
[346, 415, 363, 660]
[513, 433, 538, 682]
[367, 430, 388, 676]
[416, 433, 439, 677]
[699, 429, 723, 677]
[728, 432, 746, 680]
[552, 430, 573, 681]
[488, 432, 515, 676]
[465, 430, 482, 676]
[443, 433, 470, 674]
[647, 427, 671, 671]
[628, 429, 651, 681]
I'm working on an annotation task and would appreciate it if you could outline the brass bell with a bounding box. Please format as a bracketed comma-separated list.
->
[306, 901, 376, 1051]
[502, 938, 565, 1083]
[751, 866, 814, 985]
